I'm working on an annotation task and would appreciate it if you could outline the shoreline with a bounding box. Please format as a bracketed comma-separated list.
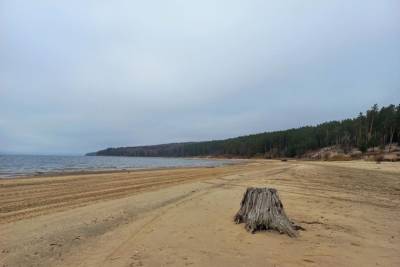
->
[2, 157, 398, 180]
[0, 159, 251, 181]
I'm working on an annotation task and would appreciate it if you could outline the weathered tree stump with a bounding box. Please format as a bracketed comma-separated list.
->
[234, 187, 301, 237]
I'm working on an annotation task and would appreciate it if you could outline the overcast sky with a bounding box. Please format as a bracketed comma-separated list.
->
[1, 1, 400, 155]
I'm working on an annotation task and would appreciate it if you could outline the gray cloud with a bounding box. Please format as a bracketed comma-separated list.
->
[1, 0, 400, 154]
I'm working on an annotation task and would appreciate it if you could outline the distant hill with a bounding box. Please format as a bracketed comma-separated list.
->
[89, 143, 194, 157]
[87, 104, 400, 159]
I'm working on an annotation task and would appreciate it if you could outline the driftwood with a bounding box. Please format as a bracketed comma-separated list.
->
[234, 187, 302, 237]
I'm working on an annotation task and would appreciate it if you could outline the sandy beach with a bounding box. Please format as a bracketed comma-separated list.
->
[1, 160, 400, 266]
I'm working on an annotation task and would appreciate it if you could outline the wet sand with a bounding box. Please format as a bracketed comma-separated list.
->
[1, 160, 400, 266]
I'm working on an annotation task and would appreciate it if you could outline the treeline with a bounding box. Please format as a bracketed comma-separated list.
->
[90, 104, 400, 158]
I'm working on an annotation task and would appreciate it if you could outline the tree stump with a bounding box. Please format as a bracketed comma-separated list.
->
[234, 187, 301, 237]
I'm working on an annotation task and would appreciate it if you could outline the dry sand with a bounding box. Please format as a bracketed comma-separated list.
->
[1, 160, 400, 266]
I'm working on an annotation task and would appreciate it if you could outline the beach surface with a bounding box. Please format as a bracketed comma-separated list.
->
[1, 160, 400, 266]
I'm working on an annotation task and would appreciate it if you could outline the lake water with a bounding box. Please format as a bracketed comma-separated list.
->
[0, 155, 238, 178]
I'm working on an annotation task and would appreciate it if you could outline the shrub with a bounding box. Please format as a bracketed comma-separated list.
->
[375, 154, 384, 163]
[358, 143, 368, 153]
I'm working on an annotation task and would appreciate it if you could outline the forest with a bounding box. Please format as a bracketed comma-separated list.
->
[90, 104, 400, 158]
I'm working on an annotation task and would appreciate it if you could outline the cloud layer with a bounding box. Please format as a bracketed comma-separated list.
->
[1, 0, 399, 154]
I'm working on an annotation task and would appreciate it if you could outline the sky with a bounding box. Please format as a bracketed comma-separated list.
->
[1, 0, 400, 155]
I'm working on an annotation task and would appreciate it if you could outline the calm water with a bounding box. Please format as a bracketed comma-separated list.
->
[0, 155, 238, 178]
